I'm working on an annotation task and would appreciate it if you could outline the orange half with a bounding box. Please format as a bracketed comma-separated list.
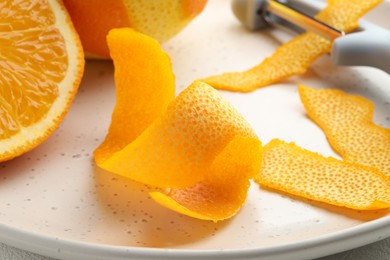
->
[0, 0, 84, 162]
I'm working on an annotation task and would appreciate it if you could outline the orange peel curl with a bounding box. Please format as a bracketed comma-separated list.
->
[298, 85, 390, 178]
[94, 28, 262, 221]
[255, 139, 390, 210]
[202, 0, 382, 92]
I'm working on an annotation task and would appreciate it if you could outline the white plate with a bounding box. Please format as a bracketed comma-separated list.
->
[1, 1, 390, 259]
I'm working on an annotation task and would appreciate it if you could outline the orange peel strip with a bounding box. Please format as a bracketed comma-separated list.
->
[94, 28, 175, 165]
[201, 0, 382, 92]
[151, 134, 262, 222]
[298, 85, 390, 177]
[255, 139, 390, 210]
[94, 28, 262, 221]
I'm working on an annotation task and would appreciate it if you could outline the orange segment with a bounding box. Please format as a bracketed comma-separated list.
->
[0, 0, 84, 162]
[298, 85, 390, 177]
[202, 0, 382, 92]
[255, 139, 390, 210]
[94, 28, 262, 221]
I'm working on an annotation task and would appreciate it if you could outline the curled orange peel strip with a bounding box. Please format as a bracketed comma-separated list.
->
[94, 28, 175, 164]
[298, 85, 390, 178]
[94, 28, 262, 221]
[201, 0, 382, 92]
[151, 135, 262, 221]
[255, 139, 390, 210]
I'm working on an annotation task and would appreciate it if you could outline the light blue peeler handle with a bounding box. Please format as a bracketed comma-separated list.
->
[332, 22, 390, 74]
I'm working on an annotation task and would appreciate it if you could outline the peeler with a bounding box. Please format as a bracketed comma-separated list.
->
[231, 0, 390, 74]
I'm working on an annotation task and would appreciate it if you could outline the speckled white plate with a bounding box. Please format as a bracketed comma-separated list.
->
[1, 1, 390, 260]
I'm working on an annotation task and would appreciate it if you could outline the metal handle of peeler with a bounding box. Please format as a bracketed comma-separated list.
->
[231, 0, 390, 74]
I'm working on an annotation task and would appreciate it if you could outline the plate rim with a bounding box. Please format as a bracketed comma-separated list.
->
[1, 0, 390, 259]
[1, 211, 389, 260]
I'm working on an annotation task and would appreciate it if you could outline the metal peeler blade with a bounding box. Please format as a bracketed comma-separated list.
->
[231, 0, 390, 74]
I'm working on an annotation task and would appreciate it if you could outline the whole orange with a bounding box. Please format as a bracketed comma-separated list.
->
[63, 0, 208, 58]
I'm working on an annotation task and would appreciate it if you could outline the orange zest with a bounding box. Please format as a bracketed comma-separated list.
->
[255, 139, 390, 210]
[0, 0, 84, 162]
[298, 85, 390, 178]
[150, 122, 261, 222]
[94, 28, 175, 166]
[94, 28, 262, 221]
[201, 0, 382, 92]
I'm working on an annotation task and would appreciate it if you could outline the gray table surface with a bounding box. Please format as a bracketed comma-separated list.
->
[1, 236, 390, 260]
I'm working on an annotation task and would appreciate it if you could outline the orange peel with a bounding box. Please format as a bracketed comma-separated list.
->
[94, 28, 262, 221]
[298, 85, 390, 178]
[255, 139, 390, 210]
[201, 0, 382, 92]
[151, 135, 261, 221]
[94, 28, 175, 165]
[63, 0, 208, 58]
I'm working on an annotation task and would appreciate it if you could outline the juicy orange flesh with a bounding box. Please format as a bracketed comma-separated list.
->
[95, 28, 262, 221]
[256, 139, 390, 210]
[299, 85, 390, 177]
[63, 0, 130, 58]
[0, 0, 67, 138]
[202, 0, 382, 92]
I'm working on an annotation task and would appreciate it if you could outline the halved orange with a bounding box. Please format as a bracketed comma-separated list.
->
[0, 0, 84, 162]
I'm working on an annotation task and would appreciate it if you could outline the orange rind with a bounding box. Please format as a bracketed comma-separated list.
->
[255, 139, 390, 210]
[151, 135, 261, 221]
[298, 85, 390, 178]
[94, 28, 262, 221]
[202, 0, 382, 92]
[63, 0, 208, 58]
[94, 28, 175, 164]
